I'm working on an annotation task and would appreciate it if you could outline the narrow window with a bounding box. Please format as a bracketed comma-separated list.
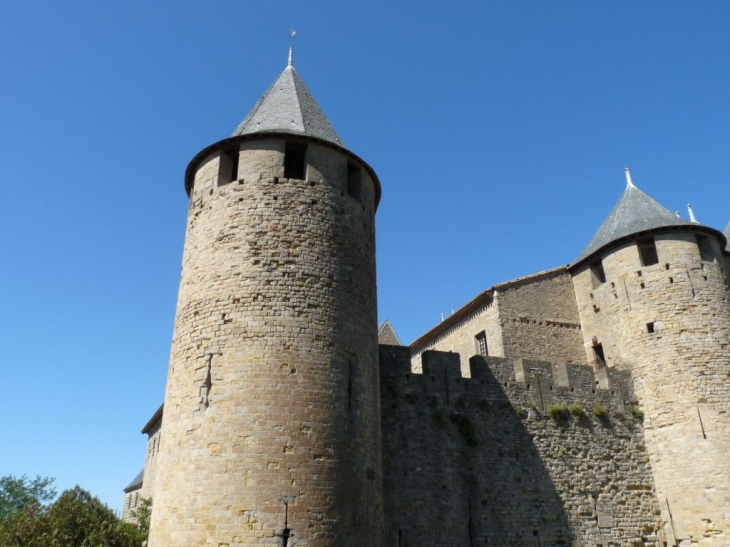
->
[589, 260, 606, 287]
[347, 163, 362, 202]
[696, 234, 714, 262]
[593, 343, 605, 367]
[637, 237, 659, 266]
[217, 149, 239, 186]
[646, 322, 655, 333]
[284, 143, 306, 179]
[227, 149, 239, 182]
[475, 331, 488, 356]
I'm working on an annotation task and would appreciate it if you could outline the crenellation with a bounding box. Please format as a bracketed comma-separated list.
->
[128, 54, 730, 547]
[380, 346, 662, 547]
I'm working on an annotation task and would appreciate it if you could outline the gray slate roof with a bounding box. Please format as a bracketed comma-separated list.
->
[378, 320, 402, 346]
[123, 469, 144, 493]
[573, 185, 692, 265]
[232, 65, 342, 147]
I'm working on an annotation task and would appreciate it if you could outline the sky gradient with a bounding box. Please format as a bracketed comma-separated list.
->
[2, 1, 730, 513]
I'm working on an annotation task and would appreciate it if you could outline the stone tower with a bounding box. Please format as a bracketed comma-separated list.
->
[148, 52, 384, 547]
[571, 169, 730, 546]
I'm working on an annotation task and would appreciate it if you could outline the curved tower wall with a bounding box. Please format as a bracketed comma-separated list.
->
[572, 231, 730, 545]
[149, 136, 383, 547]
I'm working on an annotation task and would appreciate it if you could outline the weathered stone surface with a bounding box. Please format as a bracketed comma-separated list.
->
[573, 231, 730, 546]
[381, 346, 662, 547]
[148, 139, 383, 547]
[411, 268, 585, 375]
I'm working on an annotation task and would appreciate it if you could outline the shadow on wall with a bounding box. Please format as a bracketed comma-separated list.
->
[379, 346, 574, 547]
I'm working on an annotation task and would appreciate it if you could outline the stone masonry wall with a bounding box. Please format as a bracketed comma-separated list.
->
[572, 231, 730, 546]
[496, 269, 585, 365]
[411, 300, 503, 376]
[411, 269, 585, 376]
[122, 421, 161, 523]
[149, 138, 384, 547]
[381, 345, 662, 547]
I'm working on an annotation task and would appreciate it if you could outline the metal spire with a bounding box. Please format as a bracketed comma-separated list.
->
[624, 166, 636, 188]
[687, 204, 699, 223]
[288, 27, 296, 67]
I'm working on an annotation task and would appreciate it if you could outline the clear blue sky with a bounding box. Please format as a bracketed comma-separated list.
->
[2, 1, 729, 513]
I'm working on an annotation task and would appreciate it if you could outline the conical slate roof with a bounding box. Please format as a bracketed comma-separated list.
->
[573, 182, 691, 265]
[232, 64, 342, 146]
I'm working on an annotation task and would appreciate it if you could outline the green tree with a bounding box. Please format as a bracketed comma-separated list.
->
[43, 486, 142, 547]
[0, 480, 146, 547]
[0, 475, 56, 523]
[131, 497, 152, 541]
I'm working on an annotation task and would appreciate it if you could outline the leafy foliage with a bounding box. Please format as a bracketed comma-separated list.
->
[449, 413, 478, 447]
[569, 404, 585, 418]
[0, 478, 146, 547]
[131, 497, 152, 540]
[631, 405, 644, 422]
[547, 404, 570, 422]
[0, 475, 56, 523]
[592, 401, 609, 420]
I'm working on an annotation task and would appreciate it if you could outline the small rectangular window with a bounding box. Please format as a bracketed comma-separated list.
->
[347, 163, 362, 202]
[646, 322, 655, 333]
[475, 331, 488, 356]
[637, 237, 659, 266]
[590, 260, 606, 287]
[696, 235, 714, 262]
[217, 149, 239, 186]
[284, 143, 306, 179]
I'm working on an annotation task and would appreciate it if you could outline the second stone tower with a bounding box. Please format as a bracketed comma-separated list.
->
[148, 54, 384, 547]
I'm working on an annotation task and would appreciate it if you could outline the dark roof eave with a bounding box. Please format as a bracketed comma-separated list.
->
[141, 404, 164, 435]
[569, 224, 728, 271]
[183, 131, 382, 209]
[410, 290, 493, 352]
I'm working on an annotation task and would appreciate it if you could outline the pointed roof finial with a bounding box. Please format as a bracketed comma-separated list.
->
[624, 166, 636, 188]
[288, 26, 296, 67]
[687, 203, 699, 223]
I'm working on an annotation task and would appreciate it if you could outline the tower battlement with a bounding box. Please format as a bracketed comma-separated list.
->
[128, 53, 730, 547]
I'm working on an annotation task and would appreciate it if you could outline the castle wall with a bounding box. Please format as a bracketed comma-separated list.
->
[122, 420, 160, 523]
[411, 299, 503, 376]
[140, 421, 161, 501]
[381, 346, 662, 547]
[411, 269, 584, 375]
[496, 269, 585, 365]
[122, 488, 141, 523]
[149, 139, 383, 547]
[572, 232, 730, 546]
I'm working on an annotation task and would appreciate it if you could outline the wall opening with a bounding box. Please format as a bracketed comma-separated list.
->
[475, 331, 488, 356]
[284, 143, 306, 179]
[593, 343, 606, 367]
[590, 260, 606, 287]
[696, 234, 715, 262]
[217, 148, 239, 186]
[347, 163, 362, 202]
[637, 237, 659, 266]
[226, 149, 239, 182]
[646, 322, 655, 333]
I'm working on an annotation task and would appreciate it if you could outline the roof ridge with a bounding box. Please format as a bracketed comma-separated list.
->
[287, 66, 306, 131]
